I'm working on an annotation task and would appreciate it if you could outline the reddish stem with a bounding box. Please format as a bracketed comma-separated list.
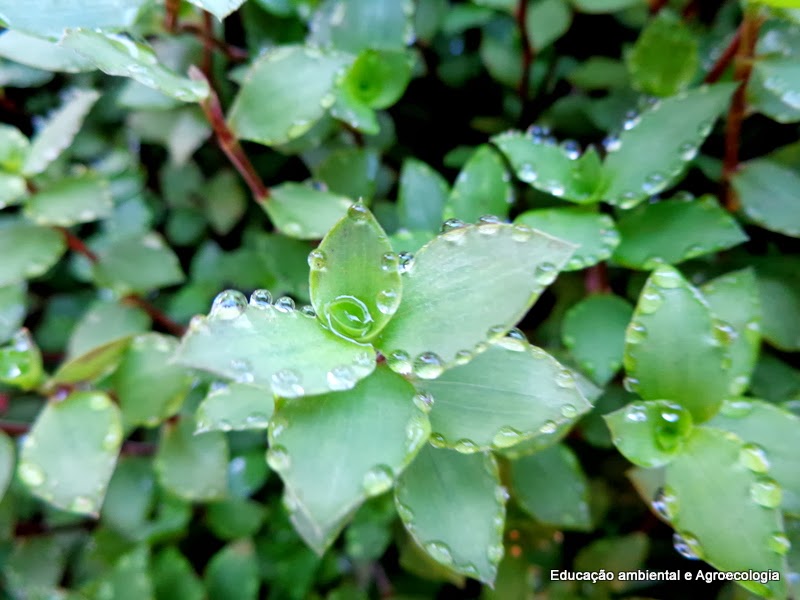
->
[190, 66, 270, 203]
[200, 12, 214, 79]
[123, 295, 186, 337]
[705, 27, 742, 84]
[584, 263, 611, 294]
[722, 9, 763, 212]
[55, 227, 99, 263]
[165, 0, 180, 32]
[648, 0, 669, 13]
[178, 23, 248, 62]
[515, 0, 534, 121]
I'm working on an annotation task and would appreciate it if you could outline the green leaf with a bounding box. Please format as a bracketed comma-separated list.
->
[626, 11, 699, 97]
[329, 85, 379, 134]
[127, 108, 211, 166]
[377, 223, 574, 377]
[315, 148, 379, 200]
[227, 449, 270, 499]
[195, 382, 274, 433]
[732, 159, 800, 237]
[708, 399, 800, 516]
[3, 536, 67, 594]
[0, 0, 146, 38]
[567, 56, 629, 90]
[562, 294, 634, 385]
[264, 182, 352, 240]
[205, 498, 266, 540]
[395, 447, 506, 584]
[343, 49, 414, 110]
[310, 202, 401, 341]
[24, 173, 112, 226]
[602, 83, 736, 208]
[92, 233, 185, 294]
[88, 546, 153, 600]
[612, 195, 747, 269]
[22, 88, 100, 176]
[155, 417, 228, 502]
[515, 208, 620, 271]
[268, 367, 429, 553]
[624, 266, 734, 422]
[0, 124, 30, 172]
[700, 269, 761, 396]
[205, 540, 259, 600]
[445, 145, 512, 222]
[0, 220, 66, 286]
[18, 391, 122, 515]
[0, 172, 27, 208]
[0, 431, 15, 502]
[420, 343, 591, 452]
[569, 0, 641, 12]
[665, 427, 787, 599]
[61, 30, 208, 102]
[101, 456, 156, 539]
[0, 283, 26, 345]
[115, 333, 193, 428]
[174, 294, 376, 397]
[152, 547, 204, 600]
[526, 0, 572, 50]
[204, 170, 246, 235]
[186, 0, 245, 20]
[66, 300, 150, 360]
[573, 533, 649, 593]
[308, 0, 413, 53]
[397, 158, 449, 232]
[509, 443, 592, 530]
[754, 258, 800, 351]
[0, 30, 95, 73]
[752, 352, 800, 403]
[0, 329, 43, 390]
[228, 45, 351, 146]
[605, 400, 694, 468]
[493, 131, 604, 203]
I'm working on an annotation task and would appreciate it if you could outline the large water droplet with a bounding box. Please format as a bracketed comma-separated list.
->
[274, 296, 295, 313]
[248, 289, 272, 309]
[750, 477, 782, 508]
[739, 443, 770, 473]
[534, 262, 558, 286]
[362, 465, 394, 496]
[561, 404, 578, 418]
[678, 142, 698, 161]
[324, 295, 374, 339]
[18, 462, 45, 487]
[413, 392, 434, 413]
[386, 350, 412, 375]
[654, 403, 691, 452]
[495, 328, 527, 352]
[271, 369, 304, 398]
[413, 352, 444, 379]
[622, 376, 640, 393]
[454, 439, 479, 453]
[638, 290, 663, 314]
[642, 172, 666, 195]
[398, 252, 414, 274]
[673, 531, 703, 560]
[487, 542, 505, 564]
[376, 289, 400, 315]
[652, 486, 679, 520]
[266, 446, 291, 471]
[555, 369, 576, 388]
[327, 365, 357, 391]
[603, 133, 621, 153]
[540, 420, 558, 434]
[441, 218, 466, 233]
[425, 541, 453, 565]
[768, 532, 791, 556]
[307, 249, 326, 271]
[518, 163, 538, 183]
[492, 426, 524, 449]
[210, 290, 247, 320]
[70, 496, 95, 513]
[560, 140, 581, 160]
[719, 398, 754, 418]
[651, 269, 682, 289]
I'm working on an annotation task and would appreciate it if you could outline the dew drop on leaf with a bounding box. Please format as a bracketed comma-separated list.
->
[424, 541, 453, 565]
[739, 443, 770, 474]
[412, 352, 444, 379]
[673, 531, 703, 560]
[210, 290, 247, 320]
[266, 446, 291, 471]
[362, 464, 394, 496]
[750, 478, 782, 508]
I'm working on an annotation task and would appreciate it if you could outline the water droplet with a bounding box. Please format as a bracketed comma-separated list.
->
[750, 477, 782, 508]
[625, 403, 648, 422]
[327, 365, 357, 391]
[638, 290, 663, 314]
[381, 252, 399, 272]
[673, 531, 703, 559]
[518, 163, 538, 182]
[603, 133, 621, 153]
[441, 218, 466, 233]
[413, 392, 434, 413]
[398, 252, 414, 274]
[376, 289, 400, 315]
[307, 249, 326, 271]
[396, 502, 414, 522]
[362, 465, 394, 496]
[561, 404, 578, 418]
[711, 320, 737, 347]
[453, 350, 473, 365]
[487, 543, 505, 564]
[12, 329, 33, 351]
[210, 290, 247, 320]
[89, 395, 110, 411]
[623, 376, 640, 393]
[492, 426, 524, 449]
[230, 358, 254, 383]
[534, 262, 558, 286]
[560, 139, 581, 159]
[768, 532, 791, 555]
[642, 172, 666, 195]
[719, 398, 754, 418]
[18, 462, 45, 487]
[274, 296, 295, 313]
[70, 496, 95, 514]
[543, 180, 566, 197]
[511, 224, 533, 242]
[188, 315, 209, 334]
[300, 305, 316, 318]
[527, 124, 549, 140]
[386, 350, 412, 375]
[652, 486, 679, 520]
[413, 352, 444, 379]
[405, 415, 429, 450]
[496, 486, 510, 503]
[245, 412, 270, 428]
[102, 427, 122, 451]
[740, 443, 770, 473]
[348, 201, 369, 222]
[495, 328, 527, 352]
[627, 321, 648, 344]
[324, 295, 373, 338]
[266, 446, 290, 471]
[678, 142, 698, 161]
[424, 541, 453, 565]
[555, 369, 576, 388]
[454, 439, 479, 453]
[271, 369, 304, 398]
[651, 269, 682, 289]
[654, 403, 690, 452]
[623, 110, 641, 130]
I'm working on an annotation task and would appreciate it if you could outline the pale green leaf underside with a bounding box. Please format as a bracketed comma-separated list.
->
[665, 427, 787, 599]
[0, 31, 95, 73]
[395, 447, 505, 584]
[186, 0, 244, 20]
[0, 221, 66, 286]
[515, 207, 620, 271]
[625, 265, 733, 422]
[92, 233, 185, 294]
[0, 0, 146, 38]
[269, 367, 429, 554]
[264, 183, 352, 240]
[419, 344, 591, 452]
[18, 392, 122, 515]
[377, 223, 575, 375]
[228, 45, 351, 146]
[509, 443, 592, 530]
[708, 399, 800, 516]
[445, 145, 512, 222]
[24, 173, 112, 227]
[613, 195, 747, 269]
[174, 303, 376, 398]
[61, 30, 208, 102]
[195, 382, 274, 433]
[732, 159, 800, 238]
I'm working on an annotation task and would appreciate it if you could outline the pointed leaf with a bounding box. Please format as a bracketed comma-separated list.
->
[0, 0, 146, 38]
[308, 0, 413, 53]
[264, 182, 352, 240]
[445, 145, 512, 222]
[377, 223, 574, 377]
[602, 84, 736, 208]
[612, 195, 747, 268]
[195, 382, 274, 433]
[174, 296, 375, 398]
[342, 49, 414, 110]
[205, 497, 266, 540]
[0, 31, 95, 73]
[22, 88, 100, 176]
[92, 233, 185, 294]
[395, 447, 506, 584]
[624, 266, 734, 422]
[91, 546, 153, 600]
[526, 0, 571, 50]
[752, 352, 800, 403]
[700, 269, 761, 396]
[24, 173, 112, 226]
[0, 123, 30, 172]
[0, 220, 66, 286]
[0, 431, 13, 502]
[605, 400, 694, 468]
[155, 417, 228, 502]
[509, 443, 592, 530]
[397, 158, 449, 231]
[186, 0, 245, 20]
[66, 300, 150, 360]
[515, 207, 620, 271]
[18, 391, 122, 515]
[732, 159, 800, 238]
[152, 547, 204, 600]
[0, 173, 27, 208]
[61, 30, 208, 102]
[310, 203, 401, 341]
[562, 294, 633, 385]
[205, 540, 259, 600]
[268, 367, 429, 553]
[420, 343, 591, 452]
[115, 333, 193, 428]
[228, 45, 351, 146]
[315, 148, 379, 200]
[492, 131, 603, 203]
[0, 329, 43, 390]
[665, 427, 787, 599]
[708, 399, 800, 516]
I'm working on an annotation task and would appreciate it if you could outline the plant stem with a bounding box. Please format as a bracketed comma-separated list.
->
[722, 8, 763, 212]
[165, 0, 180, 32]
[55, 227, 99, 263]
[648, 0, 669, 13]
[123, 295, 186, 336]
[705, 26, 742, 84]
[584, 263, 611, 294]
[190, 66, 271, 203]
[200, 11, 214, 79]
[515, 0, 535, 123]
[177, 23, 249, 62]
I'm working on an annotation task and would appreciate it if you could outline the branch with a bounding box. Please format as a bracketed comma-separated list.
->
[190, 66, 271, 203]
[55, 226, 99, 263]
[722, 9, 763, 212]
[584, 263, 611, 294]
[164, 0, 180, 32]
[123, 295, 187, 337]
[705, 26, 742, 84]
[515, 0, 535, 123]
